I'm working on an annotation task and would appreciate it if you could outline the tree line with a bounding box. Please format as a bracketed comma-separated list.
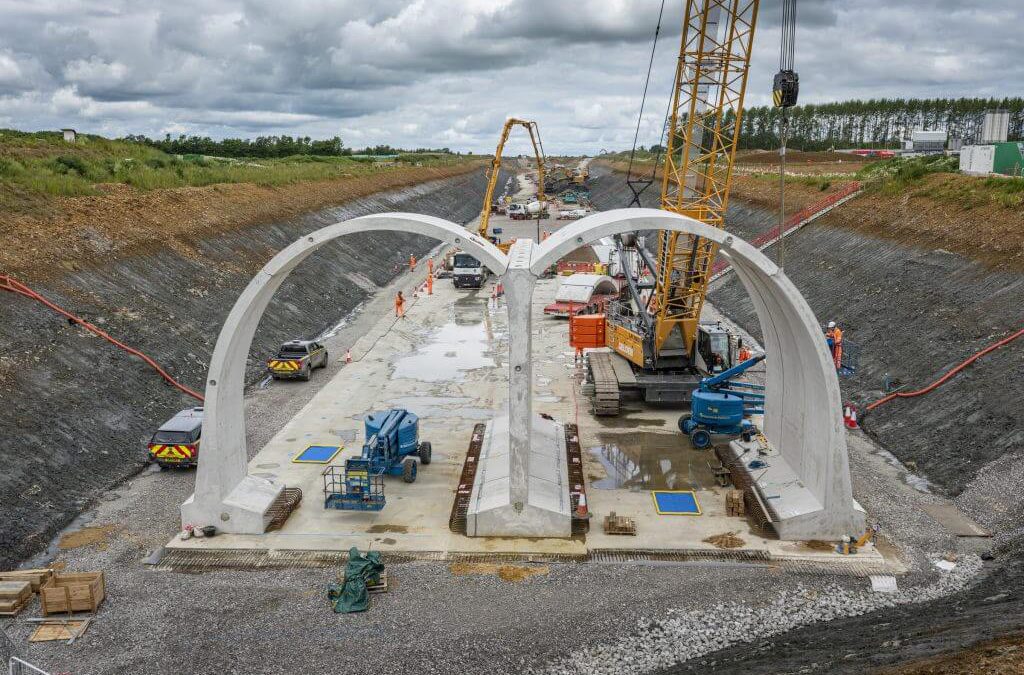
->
[732, 97, 1024, 151]
[123, 134, 454, 158]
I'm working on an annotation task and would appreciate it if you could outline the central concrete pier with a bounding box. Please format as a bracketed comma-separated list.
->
[465, 239, 572, 537]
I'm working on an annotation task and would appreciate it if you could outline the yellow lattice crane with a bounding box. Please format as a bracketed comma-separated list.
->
[478, 118, 546, 249]
[606, 0, 759, 377]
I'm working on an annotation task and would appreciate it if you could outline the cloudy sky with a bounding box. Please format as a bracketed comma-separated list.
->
[0, 0, 1019, 154]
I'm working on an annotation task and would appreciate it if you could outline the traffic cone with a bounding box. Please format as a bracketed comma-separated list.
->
[345, 349, 352, 364]
[575, 492, 590, 519]
[846, 405, 859, 429]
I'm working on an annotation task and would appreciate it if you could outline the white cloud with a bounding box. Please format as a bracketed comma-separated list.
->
[0, 0, 1018, 152]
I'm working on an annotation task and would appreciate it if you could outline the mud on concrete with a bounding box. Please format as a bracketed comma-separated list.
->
[0, 168, 502, 569]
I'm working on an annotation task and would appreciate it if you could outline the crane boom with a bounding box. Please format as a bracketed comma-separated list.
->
[478, 118, 546, 244]
[655, 0, 759, 357]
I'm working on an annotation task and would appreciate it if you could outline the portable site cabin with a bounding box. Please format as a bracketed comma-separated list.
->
[960, 143, 1024, 177]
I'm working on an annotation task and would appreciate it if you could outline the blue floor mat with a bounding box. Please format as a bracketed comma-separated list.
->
[652, 490, 702, 515]
[293, 445, 342, 464]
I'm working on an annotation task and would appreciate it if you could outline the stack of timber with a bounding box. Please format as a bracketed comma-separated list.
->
[0, 580, 33, 617]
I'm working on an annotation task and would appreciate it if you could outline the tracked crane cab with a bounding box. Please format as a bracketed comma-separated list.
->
[694, 323, 735, 375]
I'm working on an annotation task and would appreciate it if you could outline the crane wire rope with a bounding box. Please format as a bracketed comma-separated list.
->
[625, 0, 668, 208]
[776, 0, 797, 271]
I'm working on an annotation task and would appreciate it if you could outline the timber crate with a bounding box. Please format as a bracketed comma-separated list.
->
[0, 568, 53, 592]
[40, 572, 105, 616]
[0, 581, 32, 617]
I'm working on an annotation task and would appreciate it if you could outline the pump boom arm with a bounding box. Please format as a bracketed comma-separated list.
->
[478, 118, 547, 243]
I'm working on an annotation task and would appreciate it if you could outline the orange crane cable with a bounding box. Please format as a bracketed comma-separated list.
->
[0, 274, 204, 402]
[865, 328, 1024, 412]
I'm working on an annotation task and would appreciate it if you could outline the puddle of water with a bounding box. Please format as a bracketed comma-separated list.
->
[392, 321, 495, 382]
[590, 432, 715, 491]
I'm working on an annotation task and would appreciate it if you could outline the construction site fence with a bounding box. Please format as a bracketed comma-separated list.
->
[9, 659, 51, 675]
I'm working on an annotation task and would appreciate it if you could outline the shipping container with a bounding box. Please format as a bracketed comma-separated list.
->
[959, 143, 1024, 177]
[993, 142, 1024, 176]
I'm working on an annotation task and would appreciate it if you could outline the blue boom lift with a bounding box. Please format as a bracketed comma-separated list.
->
[323, 409, 432, 512]
[678, 354, 766, 449]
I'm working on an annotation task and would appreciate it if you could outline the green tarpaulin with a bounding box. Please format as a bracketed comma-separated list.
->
[327, 547, 385, 613]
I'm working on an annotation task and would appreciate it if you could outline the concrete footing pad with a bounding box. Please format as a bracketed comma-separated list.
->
[727, 437, 865, 540]
[466, 414, 572, 538]
[180, 476, 283, 534]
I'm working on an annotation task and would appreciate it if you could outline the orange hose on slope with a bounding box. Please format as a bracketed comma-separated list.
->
[866, 327, 1024, 412]
[1, 274, 204, 402]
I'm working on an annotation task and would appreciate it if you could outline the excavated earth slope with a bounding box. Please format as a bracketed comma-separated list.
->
[0, 168, 496, 568]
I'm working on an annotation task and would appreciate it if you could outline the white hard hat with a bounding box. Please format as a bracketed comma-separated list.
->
[827, 321, 836, 329]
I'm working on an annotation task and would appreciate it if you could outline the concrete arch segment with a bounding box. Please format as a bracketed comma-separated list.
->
[181, 213, 507, 534]
[530, 208, 863, 539]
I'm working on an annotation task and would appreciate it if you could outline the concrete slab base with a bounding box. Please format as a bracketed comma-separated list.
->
[466, 414, 572, 538]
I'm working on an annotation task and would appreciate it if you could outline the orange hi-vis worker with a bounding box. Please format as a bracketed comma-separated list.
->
[409, 254, 416, 273]
[826, 321, 843, 369]
[395, 290, 405, 318]
[426, 273, 433, 295]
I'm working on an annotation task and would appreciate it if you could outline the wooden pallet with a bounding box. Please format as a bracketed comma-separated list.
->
[603, 512, 636, 536]
[29, 619, 91, 643]
[341, 572, 389, 594]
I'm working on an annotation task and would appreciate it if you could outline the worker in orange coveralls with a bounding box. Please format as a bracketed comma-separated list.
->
[825, 320, 843, 369]
[409, 254, 416, 273]
[395, 290, 405, 318]
[737, 339, 752, 363]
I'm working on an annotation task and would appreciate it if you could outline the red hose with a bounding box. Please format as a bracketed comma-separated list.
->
[1, 274, 204, 402]
[866, 327, 1024, 411]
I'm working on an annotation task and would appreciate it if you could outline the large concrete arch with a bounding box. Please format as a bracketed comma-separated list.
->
[184, 207, 861, 540]
[528, 208, 863, 538]
[181, 213, 507, 533]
